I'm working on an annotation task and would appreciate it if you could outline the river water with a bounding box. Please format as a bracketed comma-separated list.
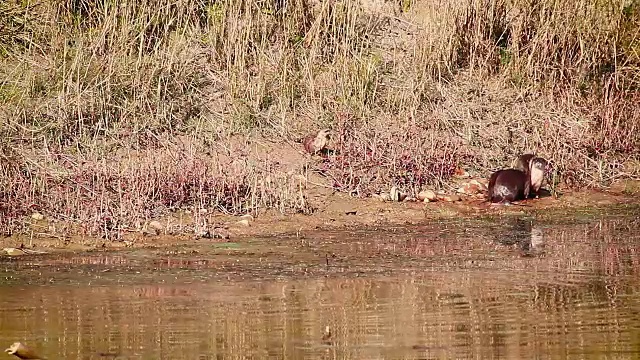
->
[1, 205, 639, 359]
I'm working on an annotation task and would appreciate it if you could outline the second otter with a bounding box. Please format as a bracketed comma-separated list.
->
[303, 128, 331, 155]
[513, 153, 549, 198]
[528, 157, 549, 198]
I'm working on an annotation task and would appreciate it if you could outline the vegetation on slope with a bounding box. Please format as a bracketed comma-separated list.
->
[0, 0, 639, 236]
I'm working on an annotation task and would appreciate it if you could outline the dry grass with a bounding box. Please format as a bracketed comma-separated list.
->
[1, 0, 639, 236]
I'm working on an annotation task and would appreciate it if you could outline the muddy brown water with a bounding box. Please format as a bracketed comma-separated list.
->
[1, 205, 640, 359]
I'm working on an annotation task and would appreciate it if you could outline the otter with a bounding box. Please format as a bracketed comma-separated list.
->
[512, 154, 550, 198]
[303, 128, 331, 155]
[487, 168, 530, 203]
[488, 156, 549, 204]
[528, 157, 549, 198]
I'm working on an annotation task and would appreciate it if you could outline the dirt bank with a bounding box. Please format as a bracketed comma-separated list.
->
[2, 178, 638, 254]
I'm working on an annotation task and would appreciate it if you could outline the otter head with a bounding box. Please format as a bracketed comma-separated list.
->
[514, 153, 536, 174]
[312, 128, 331, 153]
[529, 157, 549, 192]
[316, 128, 331, 140]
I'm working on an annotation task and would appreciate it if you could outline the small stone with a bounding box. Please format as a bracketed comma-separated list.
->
[195, 228, 210, 238]
[390, 186, 400, 202]
[454, 168, 470, 178]
[212, 227, 231, 239]
[457, 184, 477, 195]
[144, 220, 164, 235]
[3, 248, 26, 256]
[236, 219, 250, 227]
[149, 220, 163, 231]
[240, 214, 254, 221]
[31, 212, 44, 220]
[417, 190, 437, 201]
[439, 194, 461, 202]
[390, 186, 407, 202]
[457, 179, 488, 195]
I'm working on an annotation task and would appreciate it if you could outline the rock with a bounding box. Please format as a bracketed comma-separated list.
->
[373, 193, 391, 202]
[3, 248, 26, 256]
[240, 214, 254, 221]
[390, 186, 400, 202]
[31, 212, 44, 220]
[416, 190, 437, 201]
[454, 167, 470, 178]
[457, 179, 487, 195]
[236, 219, 250, 227]
[390, 186, 406, 202]
[143, 220, 164, 235]
[212, 227, 231, 240]
[439, 194, 461, 202]
[149, 220, 163, 231]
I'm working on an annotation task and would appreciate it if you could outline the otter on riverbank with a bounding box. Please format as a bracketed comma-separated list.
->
[528, 157, 549, 197]
[487, 168, 530, 203]
[512, 154, 550, 198]
[488, 156, 549, 204]
[303, 129, 331, 155]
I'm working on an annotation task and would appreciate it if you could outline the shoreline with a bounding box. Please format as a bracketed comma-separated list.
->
[2, 183, 638, 255]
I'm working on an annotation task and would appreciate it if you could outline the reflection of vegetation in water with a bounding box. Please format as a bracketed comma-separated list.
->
[0, 209, 639, 358]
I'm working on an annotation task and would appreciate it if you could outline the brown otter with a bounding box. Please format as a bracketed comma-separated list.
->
[514, 153, 535, 173]
[488, 168, 530, 203]
[528, 157, 549, 198]
[302, 128, 331, 155]
[512, 154, 550, 198]
[488, 156, 549, 204]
